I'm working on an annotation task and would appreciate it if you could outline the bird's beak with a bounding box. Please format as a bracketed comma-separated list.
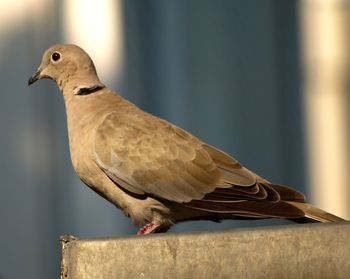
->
[28, 69, 42, 86]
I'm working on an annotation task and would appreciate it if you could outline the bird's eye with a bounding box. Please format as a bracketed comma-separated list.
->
[51, 52, 61, 61]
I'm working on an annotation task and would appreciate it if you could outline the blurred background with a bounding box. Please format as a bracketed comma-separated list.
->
[0, 0, 349, 278]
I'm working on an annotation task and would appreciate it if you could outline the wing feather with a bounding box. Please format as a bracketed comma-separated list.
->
[93, 111, 220, 202]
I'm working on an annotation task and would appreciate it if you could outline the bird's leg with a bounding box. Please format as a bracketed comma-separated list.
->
[137, 222, 159, 235]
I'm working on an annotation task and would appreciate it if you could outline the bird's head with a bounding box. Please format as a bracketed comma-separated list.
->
[28, 44, 104, 96]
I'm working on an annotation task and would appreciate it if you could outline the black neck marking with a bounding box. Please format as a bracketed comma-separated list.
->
[75, 84, 105, 96]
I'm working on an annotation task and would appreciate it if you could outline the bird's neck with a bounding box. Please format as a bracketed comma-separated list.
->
[63, 88, 126, 137]
[61, 77, 104, 101]
[64, 88, 119, 127]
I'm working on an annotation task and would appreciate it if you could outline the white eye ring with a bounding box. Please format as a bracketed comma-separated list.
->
[51, 52, 61, 62]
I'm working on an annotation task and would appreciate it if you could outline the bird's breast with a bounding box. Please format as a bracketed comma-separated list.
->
[65, 103, 106, 180]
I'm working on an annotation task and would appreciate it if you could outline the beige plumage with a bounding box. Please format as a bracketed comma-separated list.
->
[28, 44, 344, 234]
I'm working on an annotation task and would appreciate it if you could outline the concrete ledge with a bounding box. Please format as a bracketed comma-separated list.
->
[60, 222, 350, 279]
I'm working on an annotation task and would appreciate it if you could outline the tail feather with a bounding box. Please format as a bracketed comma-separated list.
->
[186, 200, 305, 218]
[185, 181, 346, 223]
[286, 201, 345, 223]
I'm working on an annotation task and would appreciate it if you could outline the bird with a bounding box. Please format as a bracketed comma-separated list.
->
[28, 44, 344, 234]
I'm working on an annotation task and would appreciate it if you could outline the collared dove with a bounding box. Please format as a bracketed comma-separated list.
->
[28, 44, 344, 234]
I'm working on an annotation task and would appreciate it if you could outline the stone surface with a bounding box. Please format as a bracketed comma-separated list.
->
[60, 222, 350, 279]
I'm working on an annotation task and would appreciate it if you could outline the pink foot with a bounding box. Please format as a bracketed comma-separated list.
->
[137, 223, 159, 235]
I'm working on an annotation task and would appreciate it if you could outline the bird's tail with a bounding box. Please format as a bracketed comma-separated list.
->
[286, 201, 345, 223]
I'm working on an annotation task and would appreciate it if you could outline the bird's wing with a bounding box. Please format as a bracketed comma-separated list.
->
[92, 109, 258, 203]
